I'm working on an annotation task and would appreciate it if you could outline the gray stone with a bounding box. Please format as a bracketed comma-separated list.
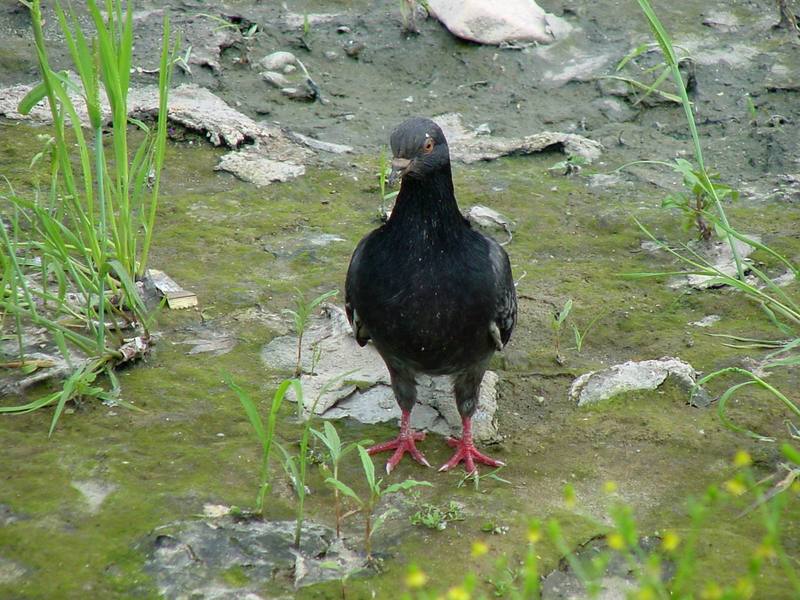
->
[678, 236, 759, 290]
[145, 517, 363, 598]
[465, 205, 514, 244]
[427, 0, 571, 45]
[262, 70, 292, 88]
[690, 315, 721, 328]
[216, 147, 306, 187]
[261, 305, 500, 443]
[258, 51, 298, 72]
[569, 356, 708, 407]
[433, 113, 602, 164]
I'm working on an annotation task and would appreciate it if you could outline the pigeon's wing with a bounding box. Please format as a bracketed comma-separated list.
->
[488, 240, 517, 351]
[345, 235, 371, 347]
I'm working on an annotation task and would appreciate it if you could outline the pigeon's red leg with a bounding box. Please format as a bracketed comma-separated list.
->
[367, 410, 430, 473]
[439, 416, 505, 474]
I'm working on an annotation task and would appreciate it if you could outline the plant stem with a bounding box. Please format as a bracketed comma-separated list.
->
[94, 126, 106, 353]
[364, 511, 372, 559]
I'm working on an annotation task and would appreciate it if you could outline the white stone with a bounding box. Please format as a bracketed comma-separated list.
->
[427, 0, 571, 45]
[569, 357, 704, 406]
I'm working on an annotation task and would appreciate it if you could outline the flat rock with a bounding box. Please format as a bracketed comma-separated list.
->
[433, 113, 602, 164]
[260, 305, 500, 443]
[144, 517, 362, 598]
[673, 236, 760, 290]
[569, 356, 709, 407]
[216, 147, 306, 186]
[427, 0, 571, 45]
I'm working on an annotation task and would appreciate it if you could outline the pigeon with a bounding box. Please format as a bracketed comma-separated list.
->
[345, 117, 517, 474]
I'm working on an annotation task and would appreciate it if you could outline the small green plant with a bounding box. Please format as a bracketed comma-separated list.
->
[312, 421, 372, 538]
[602, 41, 692, 106]
[745, 94, 758, 126]
[283, 288, 338, 377]
[457, 465, 511, 492]
[325, 445, 431, 559]
[227, 376, 299, 515]
[1, 0, 177, 433]
[410, 500, 465, 531]
[661, 159, 739, 241]
[571, 309, 606, 354]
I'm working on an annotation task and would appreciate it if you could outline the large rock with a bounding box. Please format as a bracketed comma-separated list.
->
[433, 113, 602, 164]
[427, 0, 571, 45]
[261, 304, 500, 443]
[569, 357, 710, 407]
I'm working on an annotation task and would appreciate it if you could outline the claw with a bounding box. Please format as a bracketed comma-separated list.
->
[439, 417, 505, 474]
[367, 410, 431, 473]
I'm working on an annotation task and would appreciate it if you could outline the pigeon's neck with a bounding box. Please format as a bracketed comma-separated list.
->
[389, 166, 464, 236]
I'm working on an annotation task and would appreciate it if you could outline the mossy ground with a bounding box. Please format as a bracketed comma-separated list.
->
[2, 117, 798, 598]
[2, 1, 800, 595]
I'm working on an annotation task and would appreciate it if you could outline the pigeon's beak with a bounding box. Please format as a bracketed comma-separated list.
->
[388, 157, 412, 186]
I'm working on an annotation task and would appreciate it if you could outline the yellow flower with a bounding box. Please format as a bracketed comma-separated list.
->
[735, 577, 755, 598]
[755, 542, 776, 559]
[734, 450, 752, 468]
[471, 541, 489, 558]
[607, 532, 626, 551]
[527, 522, 542, 544]
[405, 565, 428, 589]
[635, 588, 656, 600]
[725, 478, 747, 496]
[603, 481, 618, 494]
[563, 484, 576, 509]
[446, 586, 471, 600]
[700, 582, 723, 600]
[661, 530, 680, 552]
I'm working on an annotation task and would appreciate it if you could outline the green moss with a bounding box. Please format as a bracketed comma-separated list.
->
[1, 121, 798, 598]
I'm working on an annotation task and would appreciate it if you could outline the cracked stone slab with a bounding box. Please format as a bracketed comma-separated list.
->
[569, 356, 710, 407]
[144, 516, 362, 598]
[433, 113, 602, 164]
[261, 304, 500, 443]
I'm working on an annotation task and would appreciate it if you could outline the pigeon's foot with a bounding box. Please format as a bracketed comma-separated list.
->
[367, 410, 430, 473]
[438, 417, 505, 474]
[367, 431, 429, 473]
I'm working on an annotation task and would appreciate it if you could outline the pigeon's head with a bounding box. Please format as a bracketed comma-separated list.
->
[388, 117, 450, 184]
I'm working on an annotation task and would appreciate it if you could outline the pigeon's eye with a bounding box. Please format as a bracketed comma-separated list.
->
[422, 137, 435, 154]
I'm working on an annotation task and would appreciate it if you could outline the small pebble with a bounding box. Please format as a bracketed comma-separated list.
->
[336, 25, 351, 34]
